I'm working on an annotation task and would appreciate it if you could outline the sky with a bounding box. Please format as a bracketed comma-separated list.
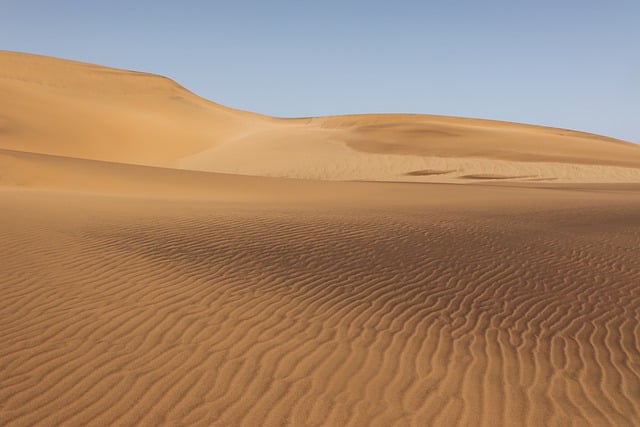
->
[2, 0, 639, 142]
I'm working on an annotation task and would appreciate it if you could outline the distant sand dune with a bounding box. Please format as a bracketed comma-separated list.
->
[179, 132, 640, 183]
[0, 50, 272, 166]
[1, 51, 640, 426]
[2, 50, 640, 183]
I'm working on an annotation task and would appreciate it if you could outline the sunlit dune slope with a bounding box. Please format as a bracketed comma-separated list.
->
[181, 119, 640, 183]
[0, 147, 591, 206]
[2, 50, 640, 183]
[0, 50, 271, 166]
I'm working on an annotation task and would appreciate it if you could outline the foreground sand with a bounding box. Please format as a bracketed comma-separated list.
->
[1, 182, 640, 427]
[1, 51, 640, 426]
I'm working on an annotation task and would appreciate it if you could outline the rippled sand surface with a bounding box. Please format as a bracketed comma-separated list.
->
[1, 50, 640, 426]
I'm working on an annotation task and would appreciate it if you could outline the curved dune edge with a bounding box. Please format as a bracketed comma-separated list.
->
[0, 50, 273, 167]
[2, 50, 640, 184]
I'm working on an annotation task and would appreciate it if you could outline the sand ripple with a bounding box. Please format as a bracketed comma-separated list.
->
[0, 192, 638, 426]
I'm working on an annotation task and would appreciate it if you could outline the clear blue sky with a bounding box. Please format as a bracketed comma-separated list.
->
[2, 0, 639, 142]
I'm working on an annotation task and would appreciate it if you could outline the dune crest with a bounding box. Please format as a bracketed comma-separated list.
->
[2, 50, 640, 183]
[0, 50, 272, 167]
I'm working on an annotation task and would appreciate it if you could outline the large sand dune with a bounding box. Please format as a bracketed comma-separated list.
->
[1, 51, 640, 426]
[2, 50, 640, 183]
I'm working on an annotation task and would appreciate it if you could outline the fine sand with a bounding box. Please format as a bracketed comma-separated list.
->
[1, 51, 640, 426]
[3, 50, 640, 184]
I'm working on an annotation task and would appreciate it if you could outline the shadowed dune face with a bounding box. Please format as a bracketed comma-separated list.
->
[405, 169, 456, 176]
[1, 190, 639, 426]
[461, 174, 535, 180]
[1, 50, 640, 427]
[315, 116, 640, 167]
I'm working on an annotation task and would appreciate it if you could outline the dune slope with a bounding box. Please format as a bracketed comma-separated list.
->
[2, 50, 640, 183]
[1, 51, 640, 426]
[0, 50, 271, 166]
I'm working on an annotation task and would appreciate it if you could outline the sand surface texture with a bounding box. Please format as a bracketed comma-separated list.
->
[1, 51, 640, 426]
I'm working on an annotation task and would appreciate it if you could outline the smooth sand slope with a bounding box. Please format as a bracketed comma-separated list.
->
[2, 50, 640, 183]
[1, 51, 640, 426]
[0, 50, 271, 166]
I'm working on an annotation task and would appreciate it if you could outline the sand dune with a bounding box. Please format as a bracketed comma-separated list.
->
[1, 51, 640, 426]
[2, 50, 640, 183]
[0, 50, 272, 166]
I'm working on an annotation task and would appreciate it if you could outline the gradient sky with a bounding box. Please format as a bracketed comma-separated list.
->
[2, 0, 639, 142]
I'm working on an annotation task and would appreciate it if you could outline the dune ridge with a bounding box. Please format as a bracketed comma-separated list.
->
[1, 50, 640, 426]
[2, 50, 640, 183]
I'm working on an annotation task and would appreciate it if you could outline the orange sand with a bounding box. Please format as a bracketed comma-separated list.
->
[1, 50, 639, 426]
